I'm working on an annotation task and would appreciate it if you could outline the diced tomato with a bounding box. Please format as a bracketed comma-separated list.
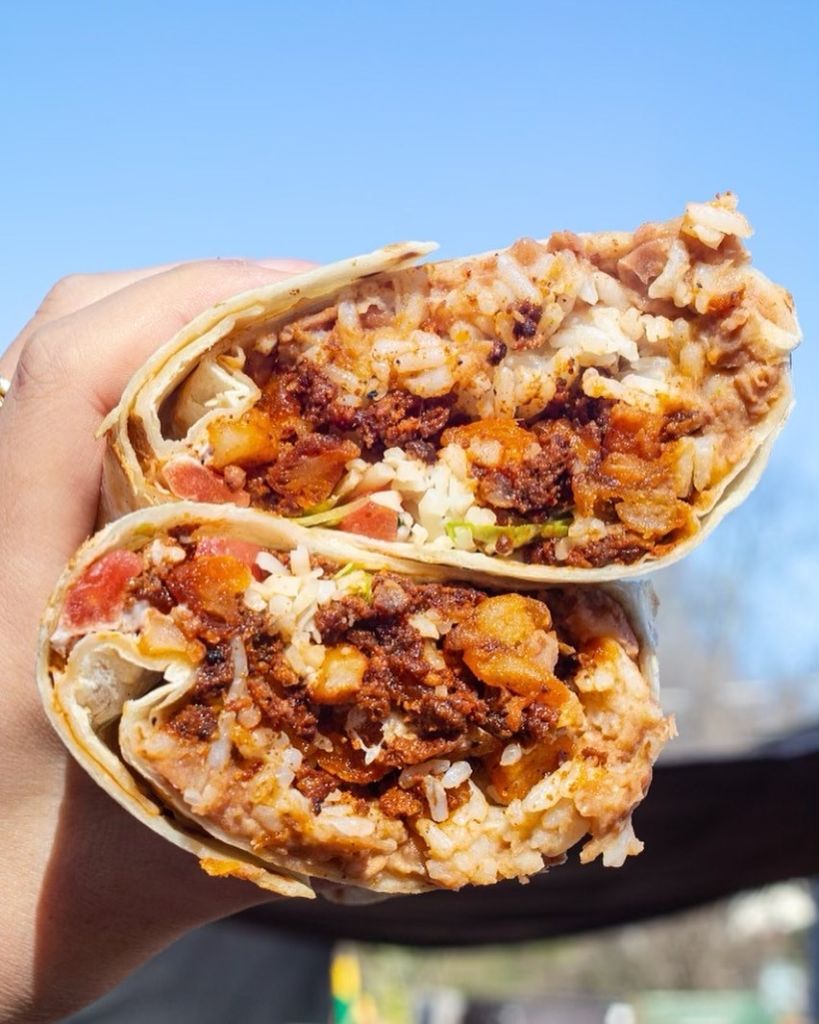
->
[167, 555, 251, 623]
[340, 500, 399, 541]
[62, 549, 143, 631]
[162, 458, 237, 504]
[196, 537, 265, 580]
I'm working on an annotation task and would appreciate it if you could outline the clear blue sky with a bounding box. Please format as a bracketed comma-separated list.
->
[2, 0, 817, 681]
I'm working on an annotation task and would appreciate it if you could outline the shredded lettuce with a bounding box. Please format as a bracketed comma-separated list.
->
[298, 498, 338, 517]
[352, 573, 373, 604]
[293, 495, 369, 527]
[445, 517, 571, 549]
[332, 563, 359, 580]
[333, 564, 373, 602]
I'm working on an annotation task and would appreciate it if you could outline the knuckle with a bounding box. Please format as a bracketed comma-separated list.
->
[13, 322, 76, 399]
[35, 270, 114, 325]
[191, 257, 251, 274]
[5, 274, 98, 374]
[39, 273, 90, 313]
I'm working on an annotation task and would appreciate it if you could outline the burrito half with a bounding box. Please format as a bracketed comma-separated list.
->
[39, 504, 670, 897]
[101, 194, 799, 581]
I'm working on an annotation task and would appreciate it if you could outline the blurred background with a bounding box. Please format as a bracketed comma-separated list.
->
[4, 1, 817, 1021]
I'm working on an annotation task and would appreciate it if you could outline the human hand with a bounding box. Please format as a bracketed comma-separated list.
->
[0, 258, 315, 1023]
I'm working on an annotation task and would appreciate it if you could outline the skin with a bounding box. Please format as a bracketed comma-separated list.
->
[0, 258, 316, 1023]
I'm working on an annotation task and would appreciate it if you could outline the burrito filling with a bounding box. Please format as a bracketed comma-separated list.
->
[154, 194, 799, 568]
[52, 533, 671, 890]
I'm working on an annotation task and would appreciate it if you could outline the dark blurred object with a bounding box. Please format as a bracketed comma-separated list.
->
[63, 921, 331, 1024]
[243, 723, 819, 946]
[810, 879, 819, 1023]
[460, 995, 610, 1023]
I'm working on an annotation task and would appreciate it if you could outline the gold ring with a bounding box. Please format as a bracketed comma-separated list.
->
[0, 376, 10, 408]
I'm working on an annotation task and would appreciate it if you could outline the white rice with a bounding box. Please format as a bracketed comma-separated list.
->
[500, 743, 523, 767]
[422, 776, 449, 823]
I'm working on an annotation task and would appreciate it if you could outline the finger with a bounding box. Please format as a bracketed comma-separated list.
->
[0, 265, 181, 381]
[0, 258, 315, 382]
[0, 258, 316, 602]
[10, 258, 317, 415]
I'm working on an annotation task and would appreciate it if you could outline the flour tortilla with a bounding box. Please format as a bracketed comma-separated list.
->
[39, 503, 660, 898]
[98, 231, 795, 581]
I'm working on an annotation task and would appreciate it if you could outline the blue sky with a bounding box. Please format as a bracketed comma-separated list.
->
[3, 0, 817, 681]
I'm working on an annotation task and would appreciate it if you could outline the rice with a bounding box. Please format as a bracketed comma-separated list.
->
[148, 539, 186, 566]
[692, 435, 716, 492]
[441, 761, 472, 788]
[227, 636, 248, 691]
[500, 743, 523, 767]
[243, 588, 267, 613]
[422, 776, 449, 823]
[237, 704, 261, 729]
[399, 759, 450, 788]
[551, 307, 640, 363]
[648, 239, 692, 305]
[496, 252, 542, 302]
[253, 805, 282, 833]
[120, 525, 673, 894]
[256, 551, 287, 576]
[683, 196, 751, 248]
[417, 821, 454, 857]
[405, 364, 454, 398]
[176, 197, 790, 584]
[320, 814, 376, 838]
[290, 545, 311, 577]
[206, 711, 234, 771]
[408, 612, 440, 639]
[393, 331, 450, 373]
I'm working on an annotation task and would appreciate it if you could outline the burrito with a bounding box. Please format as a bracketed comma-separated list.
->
[39, 503, 670, 897]
[100, 194, 799, 581]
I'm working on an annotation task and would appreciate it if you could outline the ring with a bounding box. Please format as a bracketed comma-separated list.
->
[0, 376, 10, 408]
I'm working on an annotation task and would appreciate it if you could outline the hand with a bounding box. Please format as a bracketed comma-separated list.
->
[0, 258, 315, 1023]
